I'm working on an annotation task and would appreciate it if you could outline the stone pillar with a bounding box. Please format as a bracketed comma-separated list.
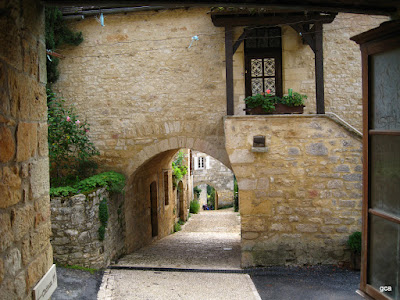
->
[0, 1, 52, 298]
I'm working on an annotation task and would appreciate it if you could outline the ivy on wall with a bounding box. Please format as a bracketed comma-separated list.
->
[45, 7, 83, 85]
[172, 151, 188, 188]
[98, 198, 109, 241]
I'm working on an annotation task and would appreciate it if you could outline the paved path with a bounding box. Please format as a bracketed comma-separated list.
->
[98, 209, 261, 299]
[116, 209, 241, 270]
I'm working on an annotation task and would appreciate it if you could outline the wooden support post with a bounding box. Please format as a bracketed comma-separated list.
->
[314, 22, 325, 114]
[225, 26, 234, 116]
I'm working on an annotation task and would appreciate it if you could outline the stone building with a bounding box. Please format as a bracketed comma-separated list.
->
[192, 151, 234, 208]
[52, 6, 387, 267]
[0, 1, 398, 299]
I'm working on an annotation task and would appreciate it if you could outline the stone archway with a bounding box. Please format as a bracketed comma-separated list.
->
[128, 136, 231, 177]
[124, 146, 231, 254]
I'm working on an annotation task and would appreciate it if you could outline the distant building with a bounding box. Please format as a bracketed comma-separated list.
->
[192, 151, 234, 209]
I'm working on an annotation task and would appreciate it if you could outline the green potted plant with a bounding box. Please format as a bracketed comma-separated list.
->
[347, 231, 361, 270]
[244, 90, 278, 114]
[244, 89, 306, 115]
[277, 90, 307, 114]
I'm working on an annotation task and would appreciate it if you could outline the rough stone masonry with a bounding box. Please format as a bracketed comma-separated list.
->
[51, 188, 125, 269]
[0, 0, 53, 299]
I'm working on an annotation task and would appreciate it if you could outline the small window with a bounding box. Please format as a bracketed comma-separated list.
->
[198, 157, 205, 169]
[253, 136, 266, 147]
[164, 171, 169, 205]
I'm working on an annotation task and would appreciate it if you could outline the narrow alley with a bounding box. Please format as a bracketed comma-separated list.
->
[97, 209, 261, 299]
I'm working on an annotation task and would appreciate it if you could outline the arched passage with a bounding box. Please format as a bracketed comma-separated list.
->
[124, 147, 235, 254]
[127, 136, 232, 176]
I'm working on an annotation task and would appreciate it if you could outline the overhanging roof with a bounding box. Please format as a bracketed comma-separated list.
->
[42, 0, 399, 16]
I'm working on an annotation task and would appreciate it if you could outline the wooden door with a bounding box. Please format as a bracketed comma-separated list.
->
[352, 20, 400, 300]
[150, 181, 158, 237]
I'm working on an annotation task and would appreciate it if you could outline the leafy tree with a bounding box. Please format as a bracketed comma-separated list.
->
[47, 89, 99, 187]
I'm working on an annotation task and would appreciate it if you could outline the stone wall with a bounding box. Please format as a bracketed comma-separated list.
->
[225, 115, 363, 267]
[53, 9, 386, 177]
[53, 7, 230, 175]
[192, 151, 234, 208]
[51, 188, 125, 269]
[0, 0, 53, 298]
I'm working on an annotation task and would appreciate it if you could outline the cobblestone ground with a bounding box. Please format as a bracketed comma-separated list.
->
[97, 209, 262, 299]
[116, 208, 241, 270]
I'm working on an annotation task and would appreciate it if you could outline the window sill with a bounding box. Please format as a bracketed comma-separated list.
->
[251, 147, 268, 153]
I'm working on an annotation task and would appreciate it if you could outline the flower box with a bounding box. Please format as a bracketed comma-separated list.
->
[244, 104, 304, 115]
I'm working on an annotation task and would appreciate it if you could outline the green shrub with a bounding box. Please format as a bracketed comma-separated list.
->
[207, 185, 216, 209]
[174, 222, 181, 232]
[347, 231, 362, 254]
[189, 200, 200, 214]
[74, 171, 126, 194]
[49, 171, 126, 197]
[193, 186, 202, 199]
[50, 186, 78, 197]
[48, 89, 99, 187]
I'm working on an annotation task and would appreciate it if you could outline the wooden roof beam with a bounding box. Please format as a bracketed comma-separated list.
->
[41, 1, 397, 16]
[211, 12, 337, 27]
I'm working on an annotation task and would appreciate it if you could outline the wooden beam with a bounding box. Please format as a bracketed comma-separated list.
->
[233, 30, 247, 54]
[314, 21, 325, 114]
[212, 13, 336, 27]
[225, 26, 234, 116]
[290, 24, 316, 52]
[42, 1, 396, 16]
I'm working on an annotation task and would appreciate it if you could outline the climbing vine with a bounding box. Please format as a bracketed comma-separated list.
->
[45, 7, 83, 85]
[172, 151, 188, 188]
[98, 198, 109, 241]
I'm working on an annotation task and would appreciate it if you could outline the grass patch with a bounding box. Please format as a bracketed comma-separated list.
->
[57, 264, 98, 274]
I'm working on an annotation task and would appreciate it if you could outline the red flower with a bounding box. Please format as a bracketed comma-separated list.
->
[266, 89, 271, 94]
